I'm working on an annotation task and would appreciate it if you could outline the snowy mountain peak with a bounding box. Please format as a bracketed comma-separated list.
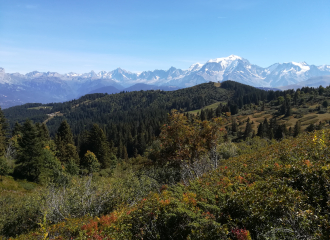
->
[1, 55, 330, 109]
[188, 63, 203, 72]
[207, 55, 243, 64]
[65, 72, 81, 77]
[318, 65, 330, 71]
[291, 62, 310, 72]
[0, 68, 5, 83]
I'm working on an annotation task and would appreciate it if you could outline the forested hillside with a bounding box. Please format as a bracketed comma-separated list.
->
[1, 81, 330, 239]
[4, 81, 330, 159]
[4, 81, 268, 158]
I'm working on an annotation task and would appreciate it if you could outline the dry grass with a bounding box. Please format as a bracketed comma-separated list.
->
[188, 101, 225, 115]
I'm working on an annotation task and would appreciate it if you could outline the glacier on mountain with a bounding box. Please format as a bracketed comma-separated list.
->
[1, 55, 330, 108]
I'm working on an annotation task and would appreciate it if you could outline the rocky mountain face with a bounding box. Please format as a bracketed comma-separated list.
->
[1, 55, 330, 108]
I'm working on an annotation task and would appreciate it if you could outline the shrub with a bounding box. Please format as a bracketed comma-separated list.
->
[217, 142, 238, 159]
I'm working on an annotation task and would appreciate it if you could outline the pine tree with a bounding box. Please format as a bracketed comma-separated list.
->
[263, 118, 269, 130]
[257, 123, 264, 138]
[200, 109, 206, 121]
[88, 124, 116, 169]
[274, 125, 284, 140]
[285, 104, 292, 117]
[280, 101, 287, 115]
[322, 100, 328, 108]
[0, 124, 6, 157]
[293, 91, 299, 105]
[244, 121, 253, 139]
[293, 121, 301, 137]
[0, 107, 8, 157]
[36, 123, 50, 144]
[316, 121, 323, 130]
[123, 146, 128, 160]
[12, 122, 22, 137]
[15, 120, 44, 181]
[231, 118, 238, 133]
[306, 123, 315, 132]
[55, 120, 80, 165]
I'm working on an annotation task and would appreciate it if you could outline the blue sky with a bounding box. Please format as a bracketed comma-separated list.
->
[0, 0, 329, 74]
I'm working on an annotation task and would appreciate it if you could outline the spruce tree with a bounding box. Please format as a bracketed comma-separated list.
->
[231, 118, 238, 133]
[200, 109, 206, 121]
[285, 104, 292, 117]
[12, 122, 22, 137]
[0, 107, 8, 156]
[280, 101, 287, 115]
[306, 123, 315, 132]
[55, 120, 80, 165]
[244, 121, 253, 139]
[36, 123, 50, 144]
[322, 100, 328, 108]
[15, 120, 44, 181]
[263, 118, 269, 130]
[257, 123, 264, 138]
[0, 124, 6, 157]
[88, 124, 116, 169]
[293, 121, 301, 137]
[274, 126, 284, 140]
[261, 101, 265, 111]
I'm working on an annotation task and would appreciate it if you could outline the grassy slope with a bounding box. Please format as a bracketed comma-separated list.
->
[188, 94, 330, 133]
[16, 129, 330, 239]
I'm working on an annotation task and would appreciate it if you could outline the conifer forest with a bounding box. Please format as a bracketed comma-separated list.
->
[1, 81, 330, 239]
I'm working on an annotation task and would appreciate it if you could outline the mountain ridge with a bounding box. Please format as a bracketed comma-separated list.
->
[1, 55, 330, 108]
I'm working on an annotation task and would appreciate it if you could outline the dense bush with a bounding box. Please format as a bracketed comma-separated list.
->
[0, 164, 159, 238]
[13, 129, 330, 239]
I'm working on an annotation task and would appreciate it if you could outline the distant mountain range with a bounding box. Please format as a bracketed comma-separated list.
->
[1, 55, 330, 108]
[278, 76, 330, 90]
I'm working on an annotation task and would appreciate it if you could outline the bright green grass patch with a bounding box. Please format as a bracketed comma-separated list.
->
[187, 101, 224, 115]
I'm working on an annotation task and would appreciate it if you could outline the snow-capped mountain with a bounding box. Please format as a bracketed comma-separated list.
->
[1, 55, 330, 108]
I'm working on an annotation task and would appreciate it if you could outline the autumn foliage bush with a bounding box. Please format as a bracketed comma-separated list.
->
[12, 128, 330, 239]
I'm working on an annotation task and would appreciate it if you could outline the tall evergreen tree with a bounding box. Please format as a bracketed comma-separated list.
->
[15, 120, 44, 181]
[0, 107, 8, 156]
[55, 120, 80, 165]
[36, 123, 50, 144]
[12, 122, 22, 137]
[306, 123, 315, 132]
[285, 104, 292, 117]
[293, 121, 301, 137]
[244, 121, 253, 140]
[231, 118, 238, 133]
[200, 109, 206, 121]
[274, 125, 284, 140]
[257, 123, 264, 138]
[87, 124, 116, 169]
